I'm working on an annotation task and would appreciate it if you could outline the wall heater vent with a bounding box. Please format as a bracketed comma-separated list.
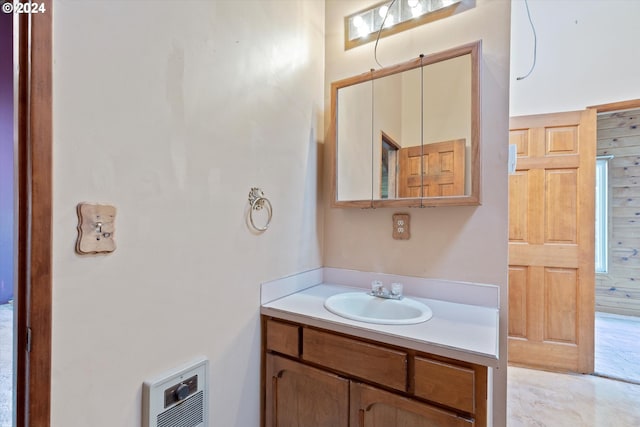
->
[143, 358, 208, 427]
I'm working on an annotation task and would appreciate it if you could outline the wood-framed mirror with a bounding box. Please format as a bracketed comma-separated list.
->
[330, 40, 481, 208]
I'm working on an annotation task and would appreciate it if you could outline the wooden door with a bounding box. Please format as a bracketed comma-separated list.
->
[398, 139, 465, 197]
[508, 109, 596, 373]
[265, 354, 349, 427]
[350, 382, 473, 427]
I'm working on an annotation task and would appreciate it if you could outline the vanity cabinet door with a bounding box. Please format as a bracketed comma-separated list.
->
[350, 382, 473, 427]
[265, 354, 349, 427]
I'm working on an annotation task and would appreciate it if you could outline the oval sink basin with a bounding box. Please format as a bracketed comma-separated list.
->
[324, 292, 433, 325]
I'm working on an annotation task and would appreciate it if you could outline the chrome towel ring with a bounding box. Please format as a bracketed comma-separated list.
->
[248, 187, 273, 232]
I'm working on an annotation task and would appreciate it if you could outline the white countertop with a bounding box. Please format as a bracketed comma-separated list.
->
[261, 283, 499, 367]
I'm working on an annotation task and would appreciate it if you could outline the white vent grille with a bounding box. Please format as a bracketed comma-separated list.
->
[143, 358, 208, 427]
[157, 391, 204, 427]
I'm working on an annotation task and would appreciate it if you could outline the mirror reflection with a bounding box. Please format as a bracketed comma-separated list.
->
[332, 41, 480, 208]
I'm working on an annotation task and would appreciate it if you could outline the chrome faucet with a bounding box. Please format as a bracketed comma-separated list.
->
[369, 280, 403, 300]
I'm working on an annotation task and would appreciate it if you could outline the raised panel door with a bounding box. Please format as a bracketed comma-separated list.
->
[350, 382, 473, 427]
[265, 354, 349, 427]
[398, 139, 465, 198]
[508, 109, 596, 373]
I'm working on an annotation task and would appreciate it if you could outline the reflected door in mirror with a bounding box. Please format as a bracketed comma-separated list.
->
[398, 139, 465, 198]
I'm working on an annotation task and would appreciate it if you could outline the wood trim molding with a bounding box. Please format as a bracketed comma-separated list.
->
[14, 12, 29, 427]
[16, 2, 53, 426]
[588, 99, 640, 113]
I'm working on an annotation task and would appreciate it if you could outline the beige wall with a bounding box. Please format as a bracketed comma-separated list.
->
[422, 55, 472, 145]
[52, 1, 324, 426]
[324, 1, 511, 425]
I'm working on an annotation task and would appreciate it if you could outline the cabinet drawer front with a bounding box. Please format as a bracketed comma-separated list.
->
[302, 328, 407, 391]
[265, 319, 299, 357]
[414, 357, 475, 413]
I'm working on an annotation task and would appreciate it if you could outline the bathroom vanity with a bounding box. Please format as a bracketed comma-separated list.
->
[263, 318, 487, 426]
[260, 269, 500, 427]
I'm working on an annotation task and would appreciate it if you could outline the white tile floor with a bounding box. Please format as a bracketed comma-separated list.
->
[594, 311, 640, 384]
[508, 311, 640, 426]
[508, 366, 640, 426]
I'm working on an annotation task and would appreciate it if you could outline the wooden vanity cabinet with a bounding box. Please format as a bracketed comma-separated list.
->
[262, 317, 487, 427]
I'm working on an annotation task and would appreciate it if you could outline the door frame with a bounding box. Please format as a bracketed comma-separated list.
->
[587, 98, 640, 315]
[380, 130, 400, 199]
[588, 98, 640, 113]
[15, 3, 53, 426]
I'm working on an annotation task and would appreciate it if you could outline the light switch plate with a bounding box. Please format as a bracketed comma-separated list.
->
[76, 203, 116, 254]
[392, 213, 410, 240]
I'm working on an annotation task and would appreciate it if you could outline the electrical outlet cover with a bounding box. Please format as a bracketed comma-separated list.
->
[392, 213, 410, 240]
[76, 203, 116, 254]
